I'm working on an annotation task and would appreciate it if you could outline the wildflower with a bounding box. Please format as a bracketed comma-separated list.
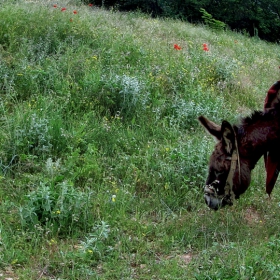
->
[61, 7, 66, 11]
[111, 195, 116, 202]
[88, 3, 93, 6]
[53, 4, 57, 8]
[174, 44, 182, 50]
[164, 183, 169, 190]
[88, 249, 93, 254]
[203, 43, 209, 50]
[73, 10, 78, 14]
[203, 43, 209, 51]
[48, 238, 57, 245]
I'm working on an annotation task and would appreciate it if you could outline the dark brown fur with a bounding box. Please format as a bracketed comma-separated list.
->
[199, 107, 280, 209]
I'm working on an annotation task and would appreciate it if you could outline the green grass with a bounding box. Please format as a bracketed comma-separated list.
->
[1, 0, 280, 279]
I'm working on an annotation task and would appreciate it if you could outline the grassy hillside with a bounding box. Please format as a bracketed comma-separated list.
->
[1, 0, 280, 279]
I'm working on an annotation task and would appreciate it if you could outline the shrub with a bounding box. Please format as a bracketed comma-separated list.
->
[78, 221, 112, 261]
[99, 74, 150, 118]
[19, 181, 93, 235]
[200, 8, 226, 31]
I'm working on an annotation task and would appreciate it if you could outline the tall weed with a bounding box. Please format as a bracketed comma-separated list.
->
[19, 181, 93, 235]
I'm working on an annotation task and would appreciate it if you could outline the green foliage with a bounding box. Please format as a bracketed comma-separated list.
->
[65, 144, 103, 187]
[200, 8, 226, 31]
[0, 1, 280, 279]
[78, 221, 112, 260]
[99, 74, 150, 118]
[15, 113, 52, 155]
[88, 0, 280, 42]
[19, 181, 92, 235]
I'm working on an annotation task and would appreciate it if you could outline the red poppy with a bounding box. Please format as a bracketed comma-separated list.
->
[61, 7, 66, 11]
[174, 44, 182, 50]
[73, 10, 78, 14]
[202, 43, 209, 51]
[53, 4, 57, 8]
[89, 3, 93, 6]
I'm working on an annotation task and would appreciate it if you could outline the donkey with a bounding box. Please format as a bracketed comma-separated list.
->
[198, 81, 280, 210]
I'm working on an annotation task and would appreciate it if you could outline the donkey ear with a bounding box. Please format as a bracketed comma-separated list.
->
[221, 120, 235, 154]
[198, 115, 222, 141]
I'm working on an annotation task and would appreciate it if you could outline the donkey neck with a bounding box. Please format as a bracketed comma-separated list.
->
[236, 111, 280, 170]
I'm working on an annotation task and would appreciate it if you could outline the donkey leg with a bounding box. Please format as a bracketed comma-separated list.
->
[264, 153, 268, 170]
[265, 154, 279, 195]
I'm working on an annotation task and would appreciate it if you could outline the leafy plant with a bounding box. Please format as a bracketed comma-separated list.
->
[78, 221, 112, 260]
[19, 181, 93, 235]
[200, 8, 226, 31]
[99, 74, 150, 118]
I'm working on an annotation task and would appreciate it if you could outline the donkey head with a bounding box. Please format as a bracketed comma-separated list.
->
[198, 116, 251, 210]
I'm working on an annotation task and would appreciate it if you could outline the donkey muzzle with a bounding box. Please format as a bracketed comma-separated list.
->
[204, 185, 223, 210]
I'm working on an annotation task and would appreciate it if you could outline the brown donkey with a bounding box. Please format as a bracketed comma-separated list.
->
[198, 81, 280, 210]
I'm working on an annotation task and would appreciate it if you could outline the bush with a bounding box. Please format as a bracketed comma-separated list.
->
[19, 181, 93, 235]
[200, 8, 226, 31]
[99, 74, 150, 118]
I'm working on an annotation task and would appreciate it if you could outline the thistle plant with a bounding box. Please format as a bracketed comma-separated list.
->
[19, 181, 92, 235]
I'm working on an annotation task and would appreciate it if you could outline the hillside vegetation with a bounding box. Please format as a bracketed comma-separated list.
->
[1, 1, 280, 279]
[90, 0, 280, 42]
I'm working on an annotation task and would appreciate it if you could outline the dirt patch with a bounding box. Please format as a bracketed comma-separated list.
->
[0, 267, 19, 280]
[244, 207, 263, 225]
[180, 253, 193, 265]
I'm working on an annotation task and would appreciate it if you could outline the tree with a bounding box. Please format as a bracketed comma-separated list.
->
[86, 0, 280, 42]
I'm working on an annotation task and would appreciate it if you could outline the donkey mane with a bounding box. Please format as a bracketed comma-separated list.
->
[238, 106, 280, 128]
[240, 110, 264, 126]
[238, 111, 271, 130]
